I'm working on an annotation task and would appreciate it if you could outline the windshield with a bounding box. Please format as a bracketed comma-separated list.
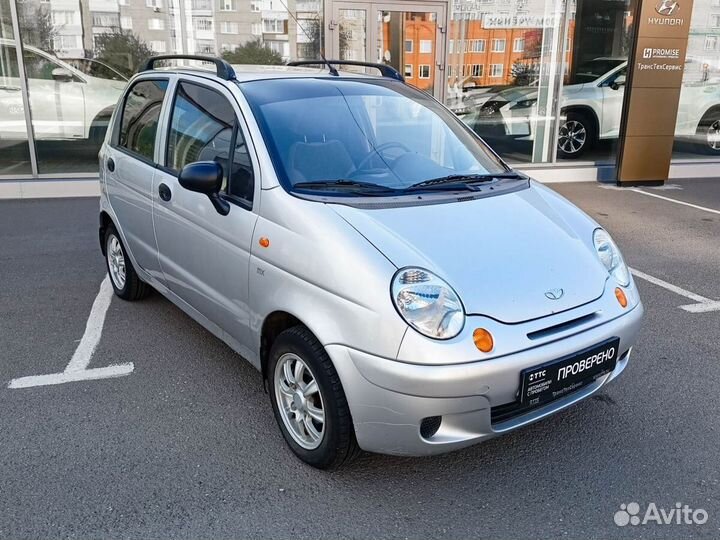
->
[240, 78, 508, 195]
[573, 59, 626, 84]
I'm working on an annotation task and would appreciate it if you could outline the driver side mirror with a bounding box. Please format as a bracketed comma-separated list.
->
[51, 67, 74, 82]
[610, 74, 626, 91]
[178, 161, 230, 216]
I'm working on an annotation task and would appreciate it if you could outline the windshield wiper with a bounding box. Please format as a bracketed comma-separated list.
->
[292, 179, 399, 195]
[407, 171, 524, 190]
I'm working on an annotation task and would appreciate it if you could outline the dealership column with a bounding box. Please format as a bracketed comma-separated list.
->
[616, 0, 694, 185]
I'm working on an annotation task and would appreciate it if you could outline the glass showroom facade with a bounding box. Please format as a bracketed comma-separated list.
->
[0, 0, 719, 178]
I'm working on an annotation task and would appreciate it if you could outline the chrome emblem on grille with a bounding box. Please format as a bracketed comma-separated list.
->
[545, 288, 564, 300]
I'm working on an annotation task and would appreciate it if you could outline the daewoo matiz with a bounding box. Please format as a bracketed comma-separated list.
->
[98, 55, 643, 469]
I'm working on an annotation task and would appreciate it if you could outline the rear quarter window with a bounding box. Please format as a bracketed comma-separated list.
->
[118, 79, 168, 161]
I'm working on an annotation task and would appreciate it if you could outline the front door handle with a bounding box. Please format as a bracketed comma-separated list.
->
[106, 157, 115, 172]
[158, 182, 172, 202]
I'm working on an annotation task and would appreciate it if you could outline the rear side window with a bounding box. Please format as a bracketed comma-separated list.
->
[118, 79, 168, 161]
[166, 81, 254, 204]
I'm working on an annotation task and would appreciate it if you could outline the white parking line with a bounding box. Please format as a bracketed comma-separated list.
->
[630, 268, 720, 313]
[8, 276, 134, 389]
[630, 189, 720, 215]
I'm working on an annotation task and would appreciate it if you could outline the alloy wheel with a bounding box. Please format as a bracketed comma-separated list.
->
[558, 120, 587, 155]
[107, 235, 126, 290]
[274, 352, 325, 450]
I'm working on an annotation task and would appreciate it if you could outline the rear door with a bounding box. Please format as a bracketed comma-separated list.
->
[599, 67, 626, 139]
[104, 77, 169, 281]
[152, 78, 259, 350]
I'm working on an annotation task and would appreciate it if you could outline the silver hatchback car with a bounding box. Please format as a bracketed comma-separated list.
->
[99, 55, 643, 469]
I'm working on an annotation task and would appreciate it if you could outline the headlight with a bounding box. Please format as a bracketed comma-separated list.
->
[391, 268, 465, 339]
[593, 228, 630, 286]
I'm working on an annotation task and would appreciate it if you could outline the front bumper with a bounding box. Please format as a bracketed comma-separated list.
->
[329, 302, 643, 456]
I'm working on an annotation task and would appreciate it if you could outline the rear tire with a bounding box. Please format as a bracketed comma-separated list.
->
[695, 110, 720, 155]
[268, 326, 360, 470]
[557, 111, 596, 159]
[104, 225, 150, 301]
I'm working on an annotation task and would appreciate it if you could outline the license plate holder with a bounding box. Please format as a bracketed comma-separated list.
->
[520, 338, 620, 407]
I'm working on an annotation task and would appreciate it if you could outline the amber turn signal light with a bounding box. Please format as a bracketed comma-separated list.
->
[259, 237, 270, 248]
[615, 287, 628, 308]
[473, 328, 494, 353]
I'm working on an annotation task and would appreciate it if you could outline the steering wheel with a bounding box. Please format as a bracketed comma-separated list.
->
[354, 142, 412, 172]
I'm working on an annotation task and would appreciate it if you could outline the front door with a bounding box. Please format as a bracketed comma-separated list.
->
[327, 0, 447, 101]
[152, 77, 259, 353]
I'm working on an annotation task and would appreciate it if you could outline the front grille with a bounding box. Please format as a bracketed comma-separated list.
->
[490, 350, 629, 425]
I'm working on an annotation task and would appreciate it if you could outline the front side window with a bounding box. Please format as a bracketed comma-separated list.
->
[167, 82, 254, 203]
[118, 79, 168, 161]
[240, 78, 506, 195]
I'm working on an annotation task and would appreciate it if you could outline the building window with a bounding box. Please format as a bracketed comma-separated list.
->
[513, 37, 525, 52]
[418, 64, 430, 78]
[263, 18, 284, 33]
[711, 14, 720, 28]
[191, 0, 212, 8]
[120, 16, 133, 29]
[150, 40, 167, 52]
[52, 11, 78, 25]
[146, 0, 163, 7]
[196, 39, 215, 53]
[221, 43, 237, 52]
[472, 64, 483, 77]
[250, 1, 261, 11]
[193, 17, 213, 31]
[419, 40, 432, 53]
[489, 63, 503, 77]
[221, 21, 239, 34]
[404, 64, 413, 78]
[466, 39, 485, 52]
[251, 22, 262, 35]
[491, 39, 506, 52]
[220, 0, 236, 10]
[705, 35, 719, 51]
[52, 35, 82, 51]
[266, 40, 288, 57]
[404, 39, 413, 53]
[148, 18, 165, 30]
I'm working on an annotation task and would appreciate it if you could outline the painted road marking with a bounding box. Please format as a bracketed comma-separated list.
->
[630, 268, 720, 313]
[8, 276, 134, 389]
[630, 189, 720, 215]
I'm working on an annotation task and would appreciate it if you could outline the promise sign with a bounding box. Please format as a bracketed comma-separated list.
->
[616, 0, 693, 185]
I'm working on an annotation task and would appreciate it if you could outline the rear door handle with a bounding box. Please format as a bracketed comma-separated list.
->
[158, 182, 172, 202]
[106, 158, 115, 172]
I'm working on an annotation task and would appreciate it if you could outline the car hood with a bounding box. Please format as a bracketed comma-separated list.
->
[329, 183, 608, 323]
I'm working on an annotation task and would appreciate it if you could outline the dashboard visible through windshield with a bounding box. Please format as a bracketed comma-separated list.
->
[239, 78, 511, 197]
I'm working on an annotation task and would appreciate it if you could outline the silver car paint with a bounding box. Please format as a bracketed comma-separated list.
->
[101, 67, 643, 456]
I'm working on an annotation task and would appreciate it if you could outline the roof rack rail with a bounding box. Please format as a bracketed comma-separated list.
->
[139, 55, 236, 81]
[287, 60, 404, 82]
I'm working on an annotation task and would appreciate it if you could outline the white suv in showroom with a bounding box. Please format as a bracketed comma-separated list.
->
[0, 39, 126, 143]
[465, 57, 720, 158]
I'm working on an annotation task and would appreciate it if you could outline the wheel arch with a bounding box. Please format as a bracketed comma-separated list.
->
[99, 210, 114, 255]
[561, 105, 600, 136]
[260, 310, 305, 383]
[697, 105, 720, 132]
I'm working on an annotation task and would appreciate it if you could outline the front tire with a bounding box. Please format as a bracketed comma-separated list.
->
[268, 326, 360, 470]
[104, 225, 150, 301]
[557, 111, 596, 159]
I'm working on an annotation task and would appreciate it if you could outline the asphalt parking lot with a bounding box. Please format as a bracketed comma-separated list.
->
[1, 178, 719, 539]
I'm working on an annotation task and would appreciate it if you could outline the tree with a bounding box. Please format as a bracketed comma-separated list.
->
[511, 60, 536, 86]
[222, 39, 284, 65]
[17, 3, 57, 53]
[95, 30, 154, 77]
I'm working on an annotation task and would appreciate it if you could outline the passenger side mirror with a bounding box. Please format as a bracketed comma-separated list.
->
[178, 161, 230, 216]
[611, 75, 626, 91]
[51, 67, 74, 82]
